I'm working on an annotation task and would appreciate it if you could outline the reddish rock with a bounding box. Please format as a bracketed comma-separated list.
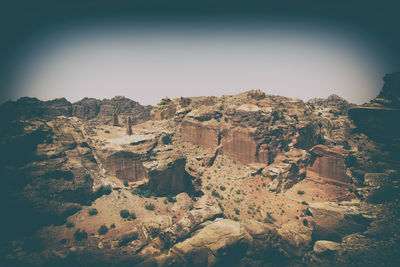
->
[221, 127, 268, 164]
[104, 151, 147, 182]
[307, 145, 350, 182]
[150, 97, 177, 120]
[126, 116, 132, 135]
[112, 112, 119, 126]
[180, 120, 220, 149]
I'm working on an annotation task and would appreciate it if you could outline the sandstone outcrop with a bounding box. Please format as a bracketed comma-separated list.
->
[0, 117, 102, 239]
[313, 240, 340, 255]
[159, 219, 252, 266]
[307, 145, 350, 183]
[307, 202, 371, 241]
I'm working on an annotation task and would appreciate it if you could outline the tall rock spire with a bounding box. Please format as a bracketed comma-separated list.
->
[112, 111, 119, 126]
[126, 116, 132, 136]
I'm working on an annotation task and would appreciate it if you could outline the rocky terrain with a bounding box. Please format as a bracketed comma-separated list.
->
[0, 73, 399, 267]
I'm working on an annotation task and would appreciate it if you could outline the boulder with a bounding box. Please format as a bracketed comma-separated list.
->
[313, 240, 340, 255]
[307, 202, 371, 241]
[161, 219, 252, 266]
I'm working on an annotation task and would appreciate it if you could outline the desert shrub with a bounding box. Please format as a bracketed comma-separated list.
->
[110, 223, 116, 229]
[162, 135, 172, 144]
[301, 201, 309, 205]
[303, 218, 309, 227]
[167, 195, 177, 203]
[118, 232, 139, 247]
[129, 212, 137, 220]
[88, 208, 98, 216]
[145, 203, 155, 210]
[220, 185, 226, 191]
[234, 208, 240, 215]
[74, 229, 88, 241]
[218, 202, 224, 212]
[120, 209, 130, 218]
[80, 142, 90, 148]
[132, 188, 157, 198]
[264, 212, 276, 224]
[297, 190, 305, 195]
[66, 222, 75, 228]
[189, 204, 194, 210]
[345, 153, 357, 167]
[123, 180, 129, 187]
[212, 189, 223, 199]
[98, 185, 112, 196]
[205, 185, 211, 190]
[104, 130, 110, 133]
[98, 225, 108, 235]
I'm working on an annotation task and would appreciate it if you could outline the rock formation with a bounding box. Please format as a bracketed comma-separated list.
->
[126, 116, 133, 135]
[307, 145, 350, 183]
[1, 74, 399, 267]
[112, 111, 119, 126]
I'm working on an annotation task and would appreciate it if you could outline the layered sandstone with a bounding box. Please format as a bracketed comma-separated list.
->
[307, 145, 350, 182]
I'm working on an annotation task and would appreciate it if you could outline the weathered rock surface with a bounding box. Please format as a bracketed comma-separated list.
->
[313, 240, 340, 255]
[0, 95, 152, 125]
[307, 202, 371, 241]
[0, 117, 101, 239]
[307, 145, 350, 182]
[158, 219, 252, 266]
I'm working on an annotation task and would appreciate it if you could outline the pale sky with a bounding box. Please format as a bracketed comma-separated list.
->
[6, 21, 389, 105]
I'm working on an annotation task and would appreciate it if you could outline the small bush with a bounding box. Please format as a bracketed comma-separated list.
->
[132, 188, 157, 198]
[162, 135, 172, 145]
[301, 201, 309, 205]
[167, 195, 177, 203]
[123, 180, 129, 187]
[98, 225, 108, 235]
[234, 208, 240, 215]
[205, 185, 211, 190]
[211, 189, 223, 200]
[88, 208, 98, 216]
[66, 222, 75, 228]
[120, 209, 130, 218]
[189, 204, 194, 210]
[264, 212, 276, 224]
[145, 203, 155, 210]
[104, 130, 110, 133]
[220, 186, 226, 191]
[297, 190, 305, 195]
[99, 185, 112, 195]
[129, 212, 137, 220]
[74, 229, 88, 241]
[110, 223, 116, 229]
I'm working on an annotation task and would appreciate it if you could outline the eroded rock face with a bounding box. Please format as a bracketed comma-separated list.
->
[105, 151, 147, 182]
[0, 96, 152, 125]
[307, 145, 350, 182]
[146, 156, 195, 196]
[180, 120, 220, 149]
[0, 117, 100, 239]
[349, 72, 400, 143]
[307, 202, 371, 242]
[221, 126, 269, 164]
[150, 98, 177, 120]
